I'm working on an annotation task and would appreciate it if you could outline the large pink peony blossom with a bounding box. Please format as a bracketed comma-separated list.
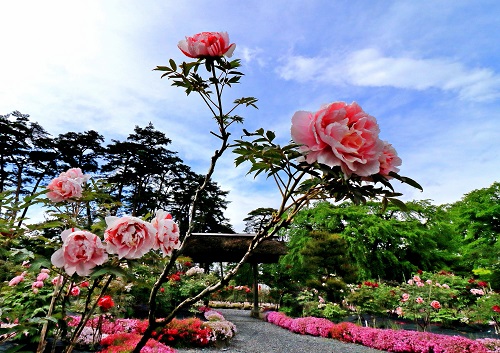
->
[152, 210, 180, 257]
[46, 168, 89, 202]
[51, 229, 108, 276]
[291, 101, 386, 177]
[178, 31, 236, 58]
[104, 216, 156, 259]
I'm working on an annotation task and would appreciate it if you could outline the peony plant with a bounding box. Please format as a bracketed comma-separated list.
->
[1, 30, 421, 353]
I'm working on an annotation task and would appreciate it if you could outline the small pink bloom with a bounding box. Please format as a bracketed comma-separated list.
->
[426, 279, 432, 285]
[152, 210, 180, 257]
[52, 275, 64, 286]
[291, 101, 385, 177]
[80, 281, 90, 288]
[318, 296, 325, 304]
[32, 281, 44, 289]
[412, 275, 421, 282]
[40, 268, 50, 274]
[178, 31, 236, 58]
[70, 285, 80, 296]
[407, 279, 414, 285]
[51, 229, 108, 276]
[62, 168, 89, 182]
[442, 284, 450, 289]
[401, 293, 410, 302]
[416, 281, 425, 287]
[9, 274, 24, 286]
[430, 300, 441, 309]
[104, 216, 156, 259]
[395, 307, 404, 316]
[22, 260, 31, 268]
[416, 297, 424, 304]
[36, 272, 50, 282]
[470, 288, 485, 295]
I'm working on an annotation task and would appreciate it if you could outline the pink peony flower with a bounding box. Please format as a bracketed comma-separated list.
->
[291, 101, 385, 177]
[178, 31, 236, 58]
[47, 176, 83, 202]
[46, 168, 89, 203]
[8, 274, 25, 286]
[52, 275, 64, 286]
[63, 168, 89, 182]
[36, 272, 50, 282]
[395, 307, 404, 316]
[32, 281, 44, 289]
[378, 142, 401, 176]
[51, 229, 108, 276]
[70, 285, 80, 296]
[415, 297, 424, 304]
[152, 210, 180, 257]
[430, 300, 441, 309]
[104, 216, 156, 259]
[401, 293, 410, 302]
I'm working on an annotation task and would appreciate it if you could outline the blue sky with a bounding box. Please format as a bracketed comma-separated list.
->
[1, 1, 499, 231]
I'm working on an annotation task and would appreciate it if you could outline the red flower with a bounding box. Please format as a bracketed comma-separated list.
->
[477, 281, 488, 288]
[417, 269, 423, 274]
[492, 305, 500, 313]
[97, 295, 115, 311]
[468, 278, 476, 283]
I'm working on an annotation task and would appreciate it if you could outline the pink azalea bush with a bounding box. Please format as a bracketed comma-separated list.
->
[266, 311, 494, 353]
[98, 333, 176, 353]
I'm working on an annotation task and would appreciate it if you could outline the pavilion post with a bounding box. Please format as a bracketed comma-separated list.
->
[251, 262, 260, 318]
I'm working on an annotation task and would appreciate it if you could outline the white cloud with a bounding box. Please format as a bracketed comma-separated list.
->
[278, 49, 500, 102]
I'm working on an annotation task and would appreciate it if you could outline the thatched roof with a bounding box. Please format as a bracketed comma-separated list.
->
[182, 233, 287, 264]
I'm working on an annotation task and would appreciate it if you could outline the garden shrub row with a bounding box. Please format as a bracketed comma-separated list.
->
[265, 311, 500, 353]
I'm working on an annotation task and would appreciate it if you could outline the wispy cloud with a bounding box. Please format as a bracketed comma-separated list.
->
[278, 48, 500, 102]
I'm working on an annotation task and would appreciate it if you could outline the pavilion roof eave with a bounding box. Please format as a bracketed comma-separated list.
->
[182, 233, 287, 264]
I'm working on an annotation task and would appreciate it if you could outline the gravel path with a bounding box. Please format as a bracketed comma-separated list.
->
[176, 309, 385, 353]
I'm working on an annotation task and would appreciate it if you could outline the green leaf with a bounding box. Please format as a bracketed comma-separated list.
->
[169, 58, 177, 71]
[266, 130, 276, 142]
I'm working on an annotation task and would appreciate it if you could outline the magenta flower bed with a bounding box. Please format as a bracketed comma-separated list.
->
[265, 312, 496, 353]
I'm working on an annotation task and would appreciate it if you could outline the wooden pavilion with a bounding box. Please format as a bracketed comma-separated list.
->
[183, 233, 287, 316]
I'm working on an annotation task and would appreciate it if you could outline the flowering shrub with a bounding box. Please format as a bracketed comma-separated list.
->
[98, 333, 176, 353]
[266, 311, 493, 353]
[153, 318, 211, 347]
